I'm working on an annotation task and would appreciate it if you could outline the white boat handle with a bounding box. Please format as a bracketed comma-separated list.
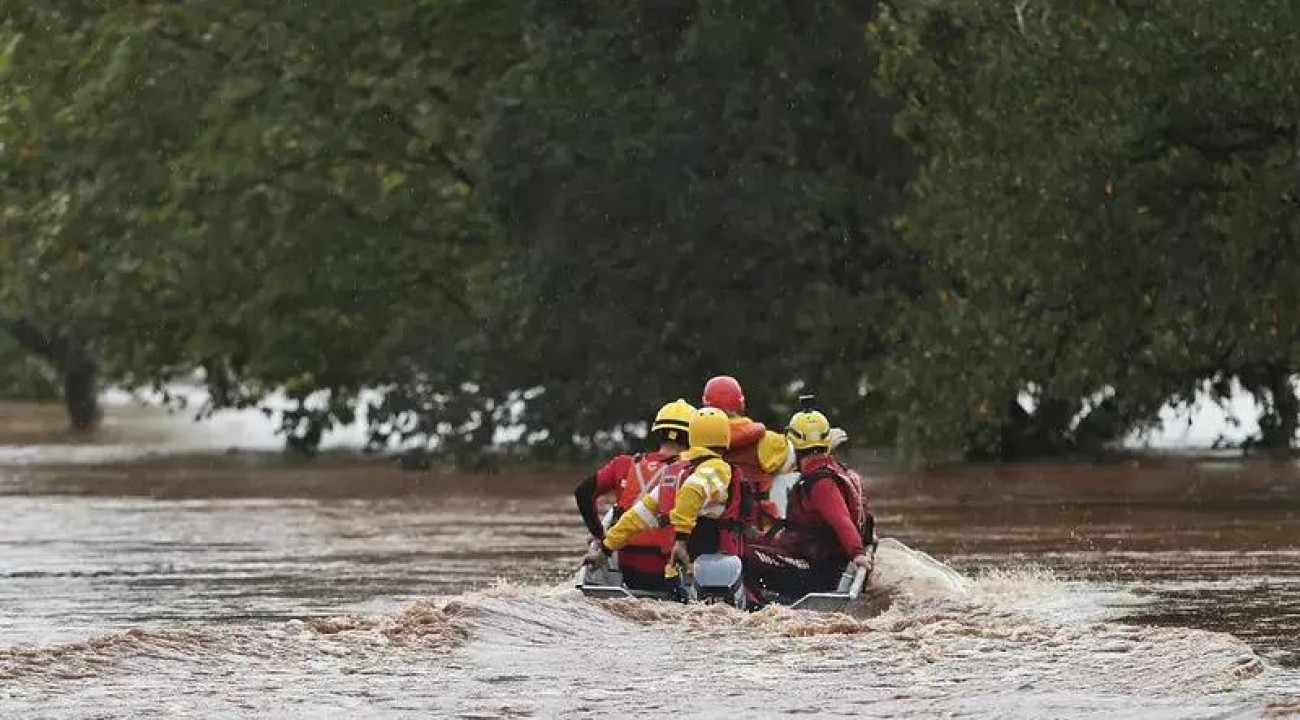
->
[846, 564, 868, 600]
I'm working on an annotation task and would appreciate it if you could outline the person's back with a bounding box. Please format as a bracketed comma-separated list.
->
[743, 407, 874, 603]
[573, 399, 692, 591]
[700, 375, 793, 530]
[783, 454, 870, 584]
[583, 407, 746, 577]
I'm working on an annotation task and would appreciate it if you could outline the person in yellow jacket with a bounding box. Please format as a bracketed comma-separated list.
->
[582, 407, 740, 571]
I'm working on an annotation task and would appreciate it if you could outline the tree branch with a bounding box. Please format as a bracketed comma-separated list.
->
[0, 312, 59, 364]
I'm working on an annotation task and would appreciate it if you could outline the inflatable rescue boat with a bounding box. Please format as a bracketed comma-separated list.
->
[575, 553, 870, 612]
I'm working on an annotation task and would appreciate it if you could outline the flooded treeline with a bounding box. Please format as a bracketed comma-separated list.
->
[1, 1, 1297, 460]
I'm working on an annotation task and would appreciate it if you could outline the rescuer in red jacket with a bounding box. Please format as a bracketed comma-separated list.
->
[572, 399, 694, 592]
[743, 407, 875, 603]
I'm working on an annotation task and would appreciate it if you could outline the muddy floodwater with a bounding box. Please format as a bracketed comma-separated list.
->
[1, 404, 1298, 718]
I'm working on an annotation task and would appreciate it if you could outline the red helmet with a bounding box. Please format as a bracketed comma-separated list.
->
[702, 375, 745, 414]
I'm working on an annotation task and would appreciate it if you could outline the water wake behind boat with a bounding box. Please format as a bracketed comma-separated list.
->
[3, 539, 1295, 719]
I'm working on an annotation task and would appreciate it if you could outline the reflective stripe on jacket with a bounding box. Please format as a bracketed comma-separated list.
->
[602, 448, 745, 557]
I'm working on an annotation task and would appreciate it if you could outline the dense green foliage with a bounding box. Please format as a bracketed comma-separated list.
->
[875, 0, 1300, 454]
[1, 0, 522, 445]
[477, 1, 914, 456]
[1, 0, 1297, 457]
[0, 332, 59, 400]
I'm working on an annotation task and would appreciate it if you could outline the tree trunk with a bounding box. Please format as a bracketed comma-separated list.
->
[990, 395, 1079, 460]
[1255, 367, 1298, 450]
[1, 313, 101, 431]
[63, 351, 101, 432]
[1072, 396, 1128, 452]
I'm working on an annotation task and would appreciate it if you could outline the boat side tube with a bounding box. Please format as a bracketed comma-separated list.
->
[575, 564, 677, 601]
[786, 564, 869, 612]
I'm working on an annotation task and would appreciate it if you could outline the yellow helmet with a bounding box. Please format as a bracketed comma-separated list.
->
[651, 398, 695, 443]
[786, 410, 832, 451]
[688, 407, 732, 450]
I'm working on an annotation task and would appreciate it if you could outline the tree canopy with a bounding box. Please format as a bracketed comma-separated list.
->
[477, 0, 914, 456]
[875, 0, 1300, 455]
[1, 0, 522, 445]
[1, 0, 1297, 459]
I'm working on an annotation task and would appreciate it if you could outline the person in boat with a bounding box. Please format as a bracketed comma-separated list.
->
[572, 399, 694, 592]
[742, 406, 875, 604]
[582, 407, 747, 574]
[701, 376, 850, 531]
[701, 375, 795, 532]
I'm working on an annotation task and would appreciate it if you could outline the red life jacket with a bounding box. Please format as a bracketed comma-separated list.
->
[615, 452, 675, 554]
[656, 454, 747, 557]
[785, 458, 869, 559]
[724, 420, 779, 529]
[614, 452, 669, 512]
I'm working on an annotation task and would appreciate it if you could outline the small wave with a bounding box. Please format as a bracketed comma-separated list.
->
[301, 598, 472, 648]
[0, 628, 209, 681]
[970, 564, 1060, 596]
[871, 537, 975, 600]
[1266, 699, 1300, 717]
[0, 598, 473, 684]
[737, 605, 868, 637]
[586, 597, 869, 638]
[865, 538, 1148, 626]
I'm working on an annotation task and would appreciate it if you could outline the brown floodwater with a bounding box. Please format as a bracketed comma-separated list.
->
[1, 403, 1298, 718]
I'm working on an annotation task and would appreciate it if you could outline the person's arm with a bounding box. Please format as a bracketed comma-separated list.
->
[573, 456, 629, 539]
[809, 479, 865, 558]
[757, 430, 796, 474]
[602, 489, 661, 551]
[572, 475, 606, 539]
[667, 460, 731, 539]
[729, 420, 766, 448]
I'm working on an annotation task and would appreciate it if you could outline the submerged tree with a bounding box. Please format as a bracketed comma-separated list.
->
[480, 0, 916, 454]
[875, 0, 1300, 456]
[0, 332, 60, 401]
[0, 0, 523, 443]
[4, 0, 1298, 461]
